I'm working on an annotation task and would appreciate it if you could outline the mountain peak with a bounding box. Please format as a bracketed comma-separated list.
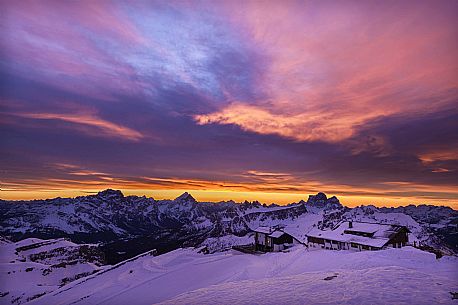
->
[96, 189, 124, 199]
[175, 192, 197, 203]
[306, 192, 341, 209]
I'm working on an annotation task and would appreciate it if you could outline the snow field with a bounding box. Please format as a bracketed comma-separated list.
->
[26, 246, 458, 305]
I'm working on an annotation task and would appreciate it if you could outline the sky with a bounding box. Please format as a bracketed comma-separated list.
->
[1, 0, 457, 208]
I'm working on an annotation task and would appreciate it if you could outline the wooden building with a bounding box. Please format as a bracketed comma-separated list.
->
[254, 226, 301, 252]
[307, 221, 410, 251]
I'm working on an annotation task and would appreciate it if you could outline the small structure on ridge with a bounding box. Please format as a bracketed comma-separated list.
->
[254, 226, 302, 252]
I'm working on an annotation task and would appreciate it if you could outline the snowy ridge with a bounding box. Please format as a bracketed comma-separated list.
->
[45, 248, 157, 299]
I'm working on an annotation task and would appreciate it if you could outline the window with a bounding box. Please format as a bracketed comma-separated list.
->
[351, 243, 358, 248]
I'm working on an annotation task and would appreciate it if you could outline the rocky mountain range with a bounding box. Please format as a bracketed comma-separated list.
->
[1, 189, 457, 263]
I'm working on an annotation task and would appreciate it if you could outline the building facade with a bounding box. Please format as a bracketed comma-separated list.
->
[254, 226, 301, 252]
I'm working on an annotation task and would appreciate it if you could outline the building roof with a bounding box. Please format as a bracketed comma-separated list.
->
[306, 221, 408, 248]
[253, 226, 300, 241]
[253, 226, 273, 234]
[269, 231, 285, 238]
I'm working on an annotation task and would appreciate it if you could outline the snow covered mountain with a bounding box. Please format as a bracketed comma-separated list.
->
[0, 190, 457, 262]
[0, 237, 104, 305]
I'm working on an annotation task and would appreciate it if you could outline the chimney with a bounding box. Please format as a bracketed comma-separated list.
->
[349, 221, 353, 228]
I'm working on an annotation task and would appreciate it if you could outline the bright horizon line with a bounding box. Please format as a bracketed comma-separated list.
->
[1, 188, 456, 210]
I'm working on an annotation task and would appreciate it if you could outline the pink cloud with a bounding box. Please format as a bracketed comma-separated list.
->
[12, 112, 144, 141]
[195, 102, 360, 142]
[1, 1, 146, 101]
[198, 1, 458, 143]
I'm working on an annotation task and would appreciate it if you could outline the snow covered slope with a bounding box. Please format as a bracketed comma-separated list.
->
[0, 238, 104, 305]
[26, 246, 458, 305]
[159, 266, 456, 305]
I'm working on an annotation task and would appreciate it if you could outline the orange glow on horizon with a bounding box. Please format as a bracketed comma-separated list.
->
[2, 164, 457, 209]
[1, 187, 456, 210]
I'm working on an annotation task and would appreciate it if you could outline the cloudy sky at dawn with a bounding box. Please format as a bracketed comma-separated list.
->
[1, 0, 457, 208]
